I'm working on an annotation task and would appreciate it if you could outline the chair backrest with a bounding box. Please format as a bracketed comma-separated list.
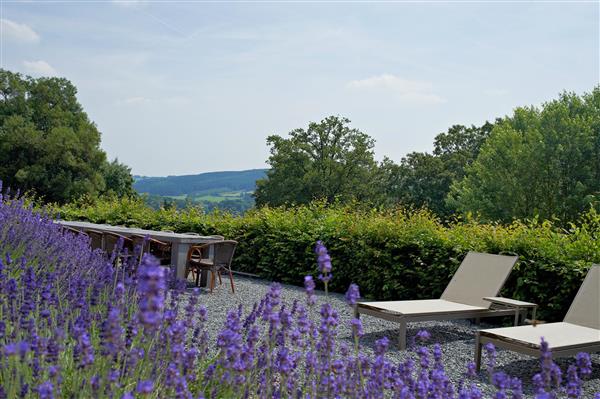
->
[564, 265, 600, 330]
[103, 231, 134, 253]
[213, 240, 238, 269]
[441, 252, 518, 308]
[85, 229, 104, 250]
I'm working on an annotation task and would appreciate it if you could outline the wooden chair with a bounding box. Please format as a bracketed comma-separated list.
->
[84, 229, 104, 250]
[103, 231, 135, 266]
[131, 234, 172, 265]
[62, 226, 89, 238]
[186, 240, 237, 293]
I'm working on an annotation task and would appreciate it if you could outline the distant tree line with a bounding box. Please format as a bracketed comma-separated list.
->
[255, 87, 600, 223]
[0, 69, 134, 203]
[3, 66, 598, 223]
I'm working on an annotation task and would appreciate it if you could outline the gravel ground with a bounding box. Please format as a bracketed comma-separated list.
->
[183, 275, 600, 398]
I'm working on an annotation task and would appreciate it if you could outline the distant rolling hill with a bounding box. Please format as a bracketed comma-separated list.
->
[134, 169, 268, 197]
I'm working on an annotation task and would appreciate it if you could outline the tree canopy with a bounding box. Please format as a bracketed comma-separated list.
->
[255, 116, 378, 206]
[448, 88, 600, 223]
[373, 123, 493, 216]
[0, 69, 134, 203]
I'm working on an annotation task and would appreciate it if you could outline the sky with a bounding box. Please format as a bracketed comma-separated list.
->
[1, 1, 599, 177]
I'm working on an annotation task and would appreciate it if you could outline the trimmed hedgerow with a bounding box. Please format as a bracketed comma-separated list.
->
[53, 197, 600, 321]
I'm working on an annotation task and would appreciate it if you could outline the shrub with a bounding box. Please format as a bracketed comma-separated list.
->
[53, 197, 600, 321]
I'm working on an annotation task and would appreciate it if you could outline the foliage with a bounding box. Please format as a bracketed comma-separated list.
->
[54, 196, 600, 321]
[254, 116, 379, 206]
[103, 158, 136, 198]
[449, 87, 600, 223]
[3, 194, 598, 398]
[0, 69, 134, 203]
[377, 123, 494, 217]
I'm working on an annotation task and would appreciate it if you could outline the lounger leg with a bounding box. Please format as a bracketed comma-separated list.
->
[398, 320, 407, 350]
[353, 306, 359, 319]
[514, 308, 520, 326]
[475, 333, 482, 371]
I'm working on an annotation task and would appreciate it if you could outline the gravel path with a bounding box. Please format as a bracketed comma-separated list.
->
[184, 275, 600, 398]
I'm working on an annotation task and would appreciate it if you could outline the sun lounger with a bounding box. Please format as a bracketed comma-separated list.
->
[475, 265, 600, 370]
[355, 252, 520, 349]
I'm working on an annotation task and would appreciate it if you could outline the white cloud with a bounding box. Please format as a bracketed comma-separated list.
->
[347, 74, 445, 105]
[23, 60, 57, 76]
[1, 19, 40, 43]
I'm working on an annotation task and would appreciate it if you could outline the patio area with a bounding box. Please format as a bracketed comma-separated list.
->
[187, 275, 600, 398]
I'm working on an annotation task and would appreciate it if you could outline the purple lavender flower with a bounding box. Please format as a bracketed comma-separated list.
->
[416, 329, 431, 343]
[315, 241, 332, 288]
[350, 318, 364, 339]
[566, 365, 581, 398]
[136, 380, 154, 395]
[137, 254, 166, 332]
[304, 275, 316, 306]
[344, 283, 360, 306]
[484, 342, 497, 376]
[576, 352, 592, 377]
[37, 381, 54, 399]
[465, 361, 477, 379]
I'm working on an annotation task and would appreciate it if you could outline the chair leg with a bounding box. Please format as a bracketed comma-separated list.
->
[210, 270, 215, 293]
[228, 268, 235, 293]
[218, 270, 222, 285]
[195, 268, 200, 287]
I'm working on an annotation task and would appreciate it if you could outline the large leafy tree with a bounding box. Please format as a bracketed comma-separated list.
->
[102, 158, 136, 198]
[448, 87, 600, 223]
[0, 69, 134, 203]
[377, 123, 493, 216]
[255, 116, 378, 206]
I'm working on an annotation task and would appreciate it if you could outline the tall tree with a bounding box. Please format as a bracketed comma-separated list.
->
[378, 123, 493, 215]
[255, 116, 378, 206]
[0, 69, 134, 203]
[448, 87, 600, 223]
[102, 158, 136, 198]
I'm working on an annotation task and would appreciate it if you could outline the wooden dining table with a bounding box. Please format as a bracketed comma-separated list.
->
[56, 220, 222, 286]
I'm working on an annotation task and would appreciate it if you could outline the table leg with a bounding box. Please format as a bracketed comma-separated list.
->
[171, 242, 188, 281]
[170, 242, 209, 287]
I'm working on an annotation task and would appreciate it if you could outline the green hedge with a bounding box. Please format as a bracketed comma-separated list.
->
[53, 197, 600, 321]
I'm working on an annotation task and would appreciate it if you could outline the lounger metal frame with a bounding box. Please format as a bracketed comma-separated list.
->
[474, 265, 600, 370]
[355, 252, 520, 349]
[356, 302, 523, 349]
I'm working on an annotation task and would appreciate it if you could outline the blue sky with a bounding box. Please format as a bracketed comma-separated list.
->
[1, 1, 598, 176]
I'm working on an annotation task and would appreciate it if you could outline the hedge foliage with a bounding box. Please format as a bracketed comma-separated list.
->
[53, 197, 600, 321]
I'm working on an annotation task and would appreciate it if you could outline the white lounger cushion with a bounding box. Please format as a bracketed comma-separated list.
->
[358, 299, 488, 316]
[480, 322, 600, 350]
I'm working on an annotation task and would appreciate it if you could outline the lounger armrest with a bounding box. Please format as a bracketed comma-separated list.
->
[482, 297, 537, 308]
[483, 297, 538, 326]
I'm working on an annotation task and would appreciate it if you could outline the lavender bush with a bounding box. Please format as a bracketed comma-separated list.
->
[1, 189, 598, 398]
